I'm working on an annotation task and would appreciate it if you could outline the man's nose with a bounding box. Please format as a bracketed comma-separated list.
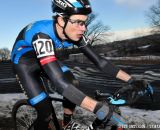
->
[80, 24, 86, 31]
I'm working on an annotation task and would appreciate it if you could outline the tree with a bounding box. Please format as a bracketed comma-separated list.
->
[85, 13, 110, 45]
[0, 48, 11, 61]
[147, 0, 160, 33]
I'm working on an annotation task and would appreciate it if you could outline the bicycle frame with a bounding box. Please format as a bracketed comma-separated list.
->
[48, 97, 65, 130]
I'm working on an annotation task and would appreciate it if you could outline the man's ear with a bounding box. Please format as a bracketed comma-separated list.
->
[57, 17, 65, 27]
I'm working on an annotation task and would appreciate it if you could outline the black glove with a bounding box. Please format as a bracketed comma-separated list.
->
[92, 102, 113, 128]
[114, 78, 154, 104]
[128, 78, 147, 91]
[114, 85, 134, 104]
[128, 78, 153, 96]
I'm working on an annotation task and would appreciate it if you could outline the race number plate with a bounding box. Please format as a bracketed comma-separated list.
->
[33, 38, 55, 58]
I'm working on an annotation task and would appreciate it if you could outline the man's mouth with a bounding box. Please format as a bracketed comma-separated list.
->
[77, 34, 83, 38]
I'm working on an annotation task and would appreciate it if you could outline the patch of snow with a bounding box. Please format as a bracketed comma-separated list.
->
[0, 93, 160, 129]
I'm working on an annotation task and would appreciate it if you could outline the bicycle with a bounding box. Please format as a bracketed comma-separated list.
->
[11, 87, 131, 130]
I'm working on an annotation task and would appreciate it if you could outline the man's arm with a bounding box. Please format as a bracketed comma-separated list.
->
[31, 33, 128, 123]
[77, 36, 152, 103]
[31, 33, 112, 122]
[77, 36, 131, 82]
[31, 33, 104, 112]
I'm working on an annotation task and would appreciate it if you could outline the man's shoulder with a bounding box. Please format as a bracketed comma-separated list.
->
[26, 20, 54, 30]
[24, 19, 55, 39]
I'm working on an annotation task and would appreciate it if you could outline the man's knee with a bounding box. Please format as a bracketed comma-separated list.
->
[63, 97, 76, 110]
[29, 92, 52, 121]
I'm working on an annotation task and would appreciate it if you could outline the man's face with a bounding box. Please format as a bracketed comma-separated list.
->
[64, 14, 88, 41]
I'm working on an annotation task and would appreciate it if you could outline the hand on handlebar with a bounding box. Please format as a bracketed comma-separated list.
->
[114, 78, 154, 104]
[128, 78, 154, 100]
[93, 101, 128, 129]
[93, 101, 113, 124]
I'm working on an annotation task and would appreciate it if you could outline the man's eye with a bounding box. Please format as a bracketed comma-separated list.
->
[77, 21, 85, 26]
[77, 21, 82, 24]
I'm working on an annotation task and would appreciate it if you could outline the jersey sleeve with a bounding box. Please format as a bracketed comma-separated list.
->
[31, 33, 86, 106]
[77, 36, 120, 77]
[32, 32, 57, 65]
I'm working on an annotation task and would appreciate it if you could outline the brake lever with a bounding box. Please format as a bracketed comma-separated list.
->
[108, 97, 126, 105]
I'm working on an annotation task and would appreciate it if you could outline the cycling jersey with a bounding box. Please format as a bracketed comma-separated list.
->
[11, 19, 88, 107]
[11, 20, 72, 64]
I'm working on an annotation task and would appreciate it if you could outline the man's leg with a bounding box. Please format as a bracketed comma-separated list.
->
[13, 62, 53, 130]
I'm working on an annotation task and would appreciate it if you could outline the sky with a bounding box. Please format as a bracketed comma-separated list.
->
[0, 0, 158, 50]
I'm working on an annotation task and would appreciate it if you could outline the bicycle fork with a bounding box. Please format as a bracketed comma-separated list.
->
[48, 105, 62, 130]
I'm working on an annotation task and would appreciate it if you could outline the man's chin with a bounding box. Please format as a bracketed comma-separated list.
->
[71, 37, 81, 42]
[67, 35, 82, 42]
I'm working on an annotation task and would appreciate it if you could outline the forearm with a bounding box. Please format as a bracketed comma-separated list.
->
[78, 42, 133, 81]
[81, 96, 110, 121]
[41, 58, 111, 121]
[80, 96, 97, 112]
[41, 60, 99, 112]
[42, 61, 85, 104]
[116, 70, 132, 82]
[78, 44, 120, 77]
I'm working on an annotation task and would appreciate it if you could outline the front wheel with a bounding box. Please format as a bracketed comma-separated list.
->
[12, 99, 37, 130]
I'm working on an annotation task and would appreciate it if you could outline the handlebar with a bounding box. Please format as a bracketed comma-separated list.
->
[94, 90, 112, 99]
[94, 90, 126, 105]
[94, 90, 128, 126]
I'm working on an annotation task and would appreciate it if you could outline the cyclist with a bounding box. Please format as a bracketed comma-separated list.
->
[11, 0, 149, 129]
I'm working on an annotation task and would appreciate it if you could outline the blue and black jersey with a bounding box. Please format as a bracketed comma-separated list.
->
[11, 20, 73, 64]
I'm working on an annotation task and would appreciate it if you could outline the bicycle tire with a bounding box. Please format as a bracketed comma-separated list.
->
[12, 98, 62, 130]
[12, 99, 37, 130]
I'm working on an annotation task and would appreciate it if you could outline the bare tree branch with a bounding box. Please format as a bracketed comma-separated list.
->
[69, 13, 110, 48]
[86, 13, 97, 26]
[0, 48, 11, 61]
[147, 0, 160, 33]
[86, 21, 110, 45]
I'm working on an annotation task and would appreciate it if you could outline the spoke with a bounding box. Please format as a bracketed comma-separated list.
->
[15, 104, 37, 129]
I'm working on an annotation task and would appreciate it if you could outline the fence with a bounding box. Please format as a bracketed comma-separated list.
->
[0, 61, 22, 93]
